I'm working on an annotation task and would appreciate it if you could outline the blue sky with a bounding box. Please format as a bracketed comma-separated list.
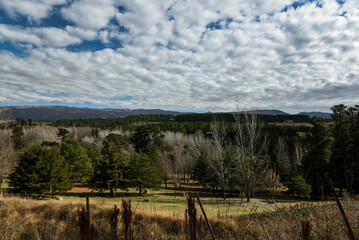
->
[0, 0, 359, 113]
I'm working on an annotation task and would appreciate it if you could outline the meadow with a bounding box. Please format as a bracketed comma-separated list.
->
[1, 182, 358, 240]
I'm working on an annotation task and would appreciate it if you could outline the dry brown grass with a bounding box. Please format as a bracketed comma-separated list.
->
[1, 196, 359, 239]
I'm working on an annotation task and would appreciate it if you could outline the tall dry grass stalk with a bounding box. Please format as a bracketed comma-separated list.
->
[0, 196, 359, 239]
[121, 200, 133, 240]
[302, 218, 313, 240]
[109, 205, 120, 240]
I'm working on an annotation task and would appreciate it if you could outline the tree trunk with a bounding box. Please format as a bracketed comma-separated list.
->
[223, 186, 226, 200]
[164, 177, 167, 189]
[139, 185, 142, 195]
[246, 183, 251, 202]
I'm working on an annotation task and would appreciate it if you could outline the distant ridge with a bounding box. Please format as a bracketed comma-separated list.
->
[298, 112, 332, 119]
[244, 110, 289, 115]
[0, 106, 332, 121]
[0, 106, 183, 121]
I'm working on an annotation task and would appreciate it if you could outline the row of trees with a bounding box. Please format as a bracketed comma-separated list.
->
[9, 126, 164, 197]
[4, 104, 359, 202]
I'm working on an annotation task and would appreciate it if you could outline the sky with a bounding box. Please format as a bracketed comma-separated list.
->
[0, 0, 359, 113]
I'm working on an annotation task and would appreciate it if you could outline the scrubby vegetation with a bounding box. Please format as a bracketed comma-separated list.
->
[0, 196, 359, 239]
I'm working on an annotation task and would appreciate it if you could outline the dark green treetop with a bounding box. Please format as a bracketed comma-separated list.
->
[10, 144, 72, 196]
[125, 152, 162, 195]
[90, 133, 130, 196]
[61, 139, 94, 183]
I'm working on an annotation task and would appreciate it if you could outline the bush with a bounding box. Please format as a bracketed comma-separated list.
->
[287, 176, 312, 199]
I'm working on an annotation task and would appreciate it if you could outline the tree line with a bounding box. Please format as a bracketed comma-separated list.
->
[3, 104, 359, 202]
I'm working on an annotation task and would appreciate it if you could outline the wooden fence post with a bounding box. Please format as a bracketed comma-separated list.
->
[86, 196, 90, 227]
[195, 192, 216, 240]
[325, 173, 355, 240]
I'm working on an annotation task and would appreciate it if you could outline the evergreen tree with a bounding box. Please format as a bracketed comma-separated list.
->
[58, 128, 69, 143]
[126, 153, 162, 195]
[84, 144, 101, 170]
[61, 139, 93, 183]
[192, 151, 209, 189]
[90, 134, 129, 196]
[287, 175, 312, 199]
[131, 125, 165, 153]
[304, 117, 334, 198]
[346, 106, 359, 192]
[10, 144, 72, 196]
[11, 125, 24, 150]
[330, 104, 350, 194]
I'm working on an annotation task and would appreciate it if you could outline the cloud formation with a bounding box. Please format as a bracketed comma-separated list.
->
[0, 0, 359, 113]
[0, 0, 66, 21]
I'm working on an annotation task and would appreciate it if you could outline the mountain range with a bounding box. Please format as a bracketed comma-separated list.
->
[0, 106, 332, 121]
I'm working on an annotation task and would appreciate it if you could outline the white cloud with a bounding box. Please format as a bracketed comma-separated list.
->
[0, 0, 66, 21]
[61, 0, 116, 30]
[65, 26, 98, 41]
[1, 0, 359, 113]
[0, 24, 81, 47]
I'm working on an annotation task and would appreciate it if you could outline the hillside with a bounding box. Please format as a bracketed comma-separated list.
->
[298, 112, 332, 119]
[0, 106, 183, 121]
[0, 106, 332, 121]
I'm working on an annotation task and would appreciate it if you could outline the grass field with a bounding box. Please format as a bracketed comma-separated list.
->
[0, 193, 357, 239]
[20, 181, 331, 218]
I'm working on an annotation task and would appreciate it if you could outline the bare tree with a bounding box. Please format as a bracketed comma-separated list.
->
[275, 137, 291, 178]
[264, 168, 283, 202]
[208, 120, 231, 200]
[159, 149, 172, 189]
[0, 110, 17, 193]
[22, 126, 61, 147]
[164, 131, 186, 188]
[0, 130, 16, 184]
[293, 141, 305, 176]
[233, 105, 268, 202]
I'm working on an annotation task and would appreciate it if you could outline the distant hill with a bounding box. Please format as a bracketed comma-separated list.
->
[0, 106, 331, 121]
[245, 110, 289, 115]
[298, 112, 332, 119]
[0, 106, 183, 121]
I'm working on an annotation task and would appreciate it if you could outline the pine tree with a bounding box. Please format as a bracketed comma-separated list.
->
[304, 117, 334, 198]
[11, 125, 24, 150]
[61, 139, 93, 183]
[90, 134, 129, 196]
[330, 104, 349, 194]
[192, 151, 209, 189]
[126, 153, 162, 195]
[10, 144, 72, 196]
[131, 125, 165, 153]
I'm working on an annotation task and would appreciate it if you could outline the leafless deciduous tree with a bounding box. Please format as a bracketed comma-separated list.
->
[275, 137, 291, 177]
[208, 120, 231, 200]
[164, 131, 186, 188]
[22, 126, 60, 147]
[0, 110, 17, 192]
[82, 129, 133, 151]
[233, 105, 268, 202]
[264, 168, 283, 202]
[293, 141, 306, 177]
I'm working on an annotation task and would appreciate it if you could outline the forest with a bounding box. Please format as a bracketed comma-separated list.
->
[1, 104, 358, 200]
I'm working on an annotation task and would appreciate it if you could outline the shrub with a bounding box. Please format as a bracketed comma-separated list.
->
[287, 176, 312, 199]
